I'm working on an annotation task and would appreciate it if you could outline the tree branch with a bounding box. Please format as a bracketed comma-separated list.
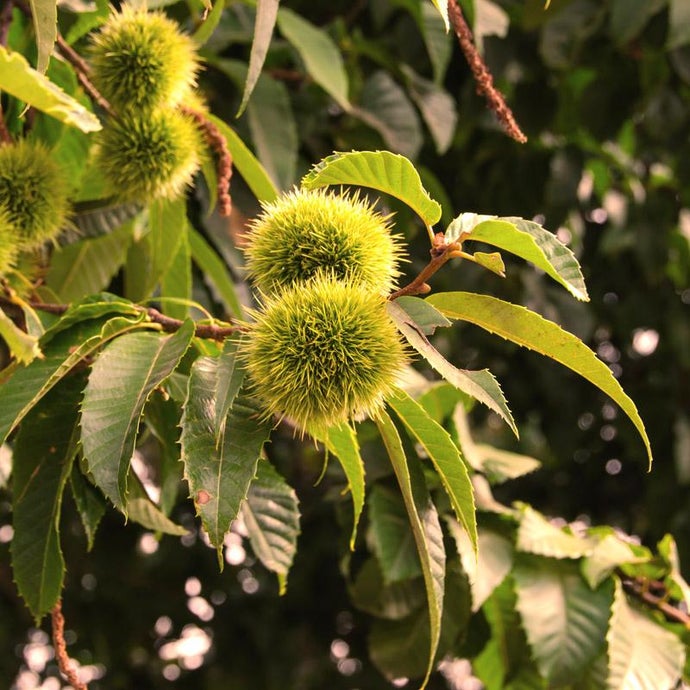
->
[620, 572, 690, 629]
[447, 0, 527, 144]
[52, 600, 89, 690]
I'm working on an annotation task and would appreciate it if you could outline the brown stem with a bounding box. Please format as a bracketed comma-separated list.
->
[51, 600, 89, 690]
[447, 0, 527, 144]
[389, 233, 459, 300]
[619, 572, 690, 629]
[54, 34, 114, 116]
[0, 294, 240, 340]
[0, 103, 12, 145]
[180, 105, 233, 217]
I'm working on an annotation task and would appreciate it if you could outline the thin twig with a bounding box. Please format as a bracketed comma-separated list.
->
[55, 34, 115, 116]
[619, 572, 690, 629]
[389, 233, 459, 300]
[51, 600, 88, 690]
[0, 0, 14, 47]
[447, 0, 527, 144]
[180, 105, 233, 217]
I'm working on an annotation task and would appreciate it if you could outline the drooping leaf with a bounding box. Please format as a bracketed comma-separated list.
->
[374, 409, 445, 690]
[348, 557, 426, 620]
[607, 578, 685, 690]
[207, 115, 278, 204]
[29, 0, 57, 74]
[447, 520, 513, 612]
[388, 300, 517, 436]
[46, 222, 133, 302]
[64, 0, 109, 44]
[581, 533, 647, 589]
[516, 505, 592, 559]
[0, 315, 150, 446]
[180, 358, 273, 554]
[214, 337, 247, 438]
[401, 64, 458, 154]
[394, 296, 451, 335]
[81, 321, 194, 510]
[0, 308, 41, 364]
[446, 214, 589, 301]
[276, 7, 350, 111]
[609, 0, 665, 46]
[427, 292, 654, 469]
[241, 459, 300, 594]
[427, 0, 450, 31]
[125, 471, 188, 536]
[309, 421, 365, 550]
[419, 2, 453, 83]
[10, 377, 82, 620]
[355, 71, 424, 159]
[368, 484, 423, 583]
[387, 387, 477, 552]
[192, 0, 226, 46]
[453, 404, 541, 483]
[0, 46, 101, 132]
[188, 226, 244, 319]
[514, 556, 613, 687]
[160, 227, 192, 321]
[669, 0, 690, 49]
[236, 0, 280, 116]
[70, 465, 106, 551]
[302, 150, 443, 228]
[70, 201, 142, 237]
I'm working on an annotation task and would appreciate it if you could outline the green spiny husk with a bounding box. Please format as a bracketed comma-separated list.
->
[95, 109, 202, 203]
[0, 205, 21, 276]
[244, 188, 404, 296]
[90, 7, 199, 113]
[243, 274, 408, 432]
[0, 140, 70, 249]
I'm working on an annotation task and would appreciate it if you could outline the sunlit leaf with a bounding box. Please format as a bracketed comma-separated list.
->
[427, 292, 653, 468]
[607, 578, 685, 690]
[514, 556, 613, 687]
[516, 505, 592, 559]
[388, 301, 517, 436]
[0, 46, 101, 132]
[0, 308, 41, 364]
[428, 0, 450, 31]
[276, 7, 350, 110]
[29, 0, 57, 74]
[582, 534, 647, 589]
[374, 409, 445, 690]
[446, 214, 589, 301]
[236, 0, 280, 116]
[81, 321, 194, 510]
[242, 459, 300, 594]
[302, 150, 442, 228]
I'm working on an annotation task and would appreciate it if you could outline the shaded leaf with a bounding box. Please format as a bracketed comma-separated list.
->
[516, 505, 592, 559]
[125, 472, 188, 536]
[276, 7, 350, 110]
[387, 387, 477, 552]
[160, 227, 192, 321]
[302, 150, 442, 228]
[214, 337, 247, 437]
[192, 0, 226, 46]
[70, 465, 106, 551]
[145, 198, 188, 299]
[241, 459, 300, 594]
[428, 0, 450, 31]
[81, 322, 194, 509]
[10, 378, 81, 620]
[236, 0, 280, 116]
[389, 301, 517, 436]
[582, 533, 647, 589]
[607, 578, 685, 690]
[30, 0, 57, 74]
[427, 292, 653, 468]
[180, 359, 272, 553]
[369, 484, 422, 583]
[0, 46, 101, 132]
[419, 2, 453, 83]
[609, 0, 665, 46]
[394, 296, 451, 335]
[375, 410, 445, 689]
[69, 201, 142, 238]
[514, 556, 613, 687]
[447, 214, 589, 301]
[669, 0, 690, 50]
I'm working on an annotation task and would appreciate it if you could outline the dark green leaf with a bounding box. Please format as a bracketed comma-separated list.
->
[393, 296, 451, 335]
[125, 472, 188, 536]
[192, 0, 226, 46]
[70, 465, 106, 551]
[241, 459, 300, 594]
[81, 321, 194, 509]
[214, 337, 247, 438]
[10, 377, 82, 620]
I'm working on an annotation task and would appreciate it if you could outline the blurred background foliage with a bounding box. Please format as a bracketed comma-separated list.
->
[2, 0, 690, 687]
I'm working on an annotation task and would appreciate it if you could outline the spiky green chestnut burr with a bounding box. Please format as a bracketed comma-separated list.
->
[244, 189, 404, 295]
[0, 140, 70, 249]
[0, 206, 20, 276]
[90, 7, 199, 112]
[243, 275, 407, 432]
[95, 109, 202, 202]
